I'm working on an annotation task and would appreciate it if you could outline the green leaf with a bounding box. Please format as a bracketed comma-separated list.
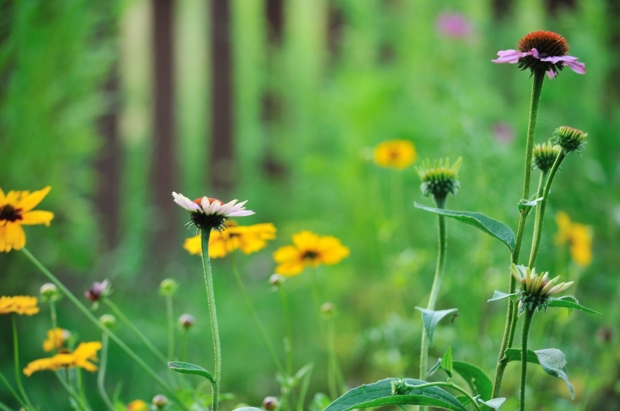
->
[501, 348, 574, 398]
[548, 296, 600, 315]
[455, 396, 471, 406]
[487, 291, 517, 302]
[415, 307, 458, 347]
[324, 378, 467, 411]
[232, 408, 262, 411]
[310, 393, 332, 411]
[478, 397, 506, 410]
[452, 361, 492, 401]
[441, 346, 453, 379]
[168, 361, 215, 383]
[414, 203, 515, 251]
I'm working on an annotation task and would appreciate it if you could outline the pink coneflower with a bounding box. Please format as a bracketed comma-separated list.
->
[436, 12, 473, 39]
[492, 31, 585, 79]
[172, 192, 254, 231]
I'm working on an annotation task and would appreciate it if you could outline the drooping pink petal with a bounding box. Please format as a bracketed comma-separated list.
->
[547, 70, 557, 80]
[492, 49, 522, 64]
[565, 60, 586, 74]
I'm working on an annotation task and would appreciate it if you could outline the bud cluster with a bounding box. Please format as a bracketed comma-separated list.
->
[532, 141, 561, 173]
[551, 126, 587, 154]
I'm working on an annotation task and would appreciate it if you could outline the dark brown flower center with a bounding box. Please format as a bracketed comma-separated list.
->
[302, 251, 319, 260]
[0, 204, 22, 222]
[518, 31, 569, 57]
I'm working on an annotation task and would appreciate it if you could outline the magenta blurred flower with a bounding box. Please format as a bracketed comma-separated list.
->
[492, 122, 515, 144]
[436, 12, 473, 39]
[492, 31, 585, 79]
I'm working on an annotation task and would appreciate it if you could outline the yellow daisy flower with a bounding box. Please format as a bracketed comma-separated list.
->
[555, 211, 593, 267]
[184, 221, 277, 259]
[273, 231, 349, 276]
[126, 399, 149, 411]
[373, 140, 417, 170]
[42, 328, 70, 352]
[0, 296, 40, 315]
[0, 186, 54, 252]
[23, 341, 102, 376]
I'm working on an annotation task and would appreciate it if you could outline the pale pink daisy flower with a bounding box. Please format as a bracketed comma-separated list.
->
[436, 12, 473, 39]
[172, 192, 254, 231]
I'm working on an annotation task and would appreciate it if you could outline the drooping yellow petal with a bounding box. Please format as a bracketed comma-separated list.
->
[23, 357, 62, 377]
[1, 222, 26, 252]
[275, 260, 306, 276]
[16, 186, 51, 212]
[21, 210, 54, 226]
[273, 245, 301, 264]
[43, 328, 67, 352]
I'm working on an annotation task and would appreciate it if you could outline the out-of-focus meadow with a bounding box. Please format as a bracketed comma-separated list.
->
[1, 0, 619, 409]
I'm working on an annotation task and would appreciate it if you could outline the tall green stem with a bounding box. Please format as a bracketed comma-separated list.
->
[97, 333, 115, 411]
[492, 69, 544, 398]
[55, 371, 90, 411]
[200, 229, 221, 411]
[12, 316, 33, 410]
[279, 286, 294, 377]
[103, 299, 168, 364]
[520, 309, 535, 411]
[528, 152, 566, 267]
[166, 295, 175, 361]
[419, 195, 447, 383]
[20, 248, 189, 411]
[49, 299, 58, 354]
[0, 369, 26, 409]
[230, 253, 285, 375]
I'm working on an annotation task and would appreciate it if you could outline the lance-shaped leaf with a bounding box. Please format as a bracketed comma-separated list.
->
[452, 361, 492, 401]
[548, 296, 599, 315]
[501, 348, 574, 398]
[323, 378, 467, 411]
[441, 346, 453, 379]
[168, 361, 215, 383]
[487, 291, 518, 302]
[478, 397, 506, 410]
[415, 307, 458, 347]
[414, 203, 515, 251]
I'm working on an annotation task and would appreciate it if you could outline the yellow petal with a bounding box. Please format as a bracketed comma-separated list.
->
[273, 245, 301, 263]
[21, 210, 54, 226]
[0, 223, 26, 252]
[275, 260, 305, 276]
[0, 188, 5, 205]
[16, 186, 51, 212]
[183, 235, 202, 256]
[292, 231, 320, 251]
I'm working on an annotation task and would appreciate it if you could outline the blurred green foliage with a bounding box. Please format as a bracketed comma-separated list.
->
[1, 0, 619, 409]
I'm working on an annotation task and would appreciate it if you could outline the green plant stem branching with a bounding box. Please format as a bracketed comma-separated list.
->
[419, 195, 447, 383]
[519, 309, 535, 411]
[55, 371, 90, 411]
[529, 152, 566, 267]
[230, 253, 285, 375]
[97, 333, 115, 411]
[0, 367, 26, 409]
[200, 229, 221, 411]
[12, 316, 34, 411]
[492, 69, 544, 398]
[20, 247, 189, 411]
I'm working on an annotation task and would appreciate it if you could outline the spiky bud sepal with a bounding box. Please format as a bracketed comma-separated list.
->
[416, 157, 462, 201]
[551, 126, 587, 154]
[511, 264, 573, 314]
[533, 141, 561, 173]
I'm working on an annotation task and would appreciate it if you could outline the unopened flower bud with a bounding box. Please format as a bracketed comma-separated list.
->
[533, 141, 561, 173]
[152, 394, 168, 408]
[269, 274, 284, 287]
[551, 126, 587, 154]
[85, 280, 110, 302]
[262, 396, 279, 411]
[159, 279, 179, 297]
[416, 157, 462, 201]
[99, 314, 116, 328]
[40, 283, 59, 302]
[179, 313, 195, 329]
[321, 302, 335, 317]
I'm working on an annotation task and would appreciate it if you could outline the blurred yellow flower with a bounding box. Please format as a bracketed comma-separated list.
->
[373, 140, 417, 169]
[23, 341, 102, 376]
[555, 211, 593, 267]
[0, 296, 40, 315]
[0, 186, 54, 252]
[126, 399, 148, 411]
[273, 231, 349, 276]
[184, 221, 277, 259]
[43, 328, 70, 352]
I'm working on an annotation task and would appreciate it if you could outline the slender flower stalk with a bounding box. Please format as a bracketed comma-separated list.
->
[97, 333, 115, 411]
[200, 229, 221, 411]
[165, 295, 174, 361]
[55, 371, 91, 411]
[519, 308, 535, 411]
[230, 253, 285, 375]
[324, 305, 346, 396]
[0, 399, 13, 411]
[492, 68, 544, 398]
[12, 316, 34, 411]
[20, 247, 189, 411]
[276, 282, 294, 376]
[102, 299, 168, 364]
[0, 369, 26, 409]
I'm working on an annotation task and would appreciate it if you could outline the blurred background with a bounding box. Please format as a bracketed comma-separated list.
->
[1, 0, 619, 409]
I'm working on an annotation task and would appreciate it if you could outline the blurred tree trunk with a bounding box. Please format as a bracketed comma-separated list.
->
[150, 0, 178, 257]
[209, 0, 234, 196]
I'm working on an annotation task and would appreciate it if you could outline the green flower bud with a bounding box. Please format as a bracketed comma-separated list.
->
[99, 314, 117, 329]
[551, 126, 587, 154]
[269, 274, 284, 287]
[415, 157, 462, 201]
[179, 313, 195, 329]
[320, 302, 336, 319]
[511, 264, 573, 313]
[152, 394, 168, 408]
[532, 141, 561, 173]
[159, 279, 179, 297]
[40, 283, 60, 302]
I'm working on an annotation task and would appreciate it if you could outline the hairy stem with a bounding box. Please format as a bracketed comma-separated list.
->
[520, 309, 535, 411]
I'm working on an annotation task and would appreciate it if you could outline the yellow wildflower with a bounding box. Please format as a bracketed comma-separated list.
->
[273, 231, 349, 276]
[555, 211, 593, 267]
[184, 221, 277, 259]
[43, 328, 70, 352]
[373, 140, 417, 169]
[126, 399, 149, 411]
[23, 341, 102, 376]
[0, 186, 54, 252]
[0, 296, 40, 315]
